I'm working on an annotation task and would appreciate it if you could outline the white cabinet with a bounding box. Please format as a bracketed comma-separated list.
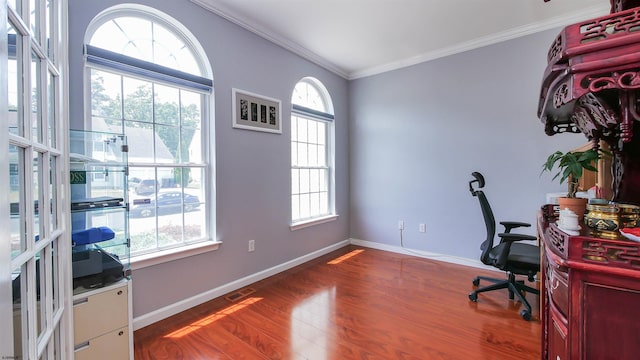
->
[73, 280, 132, 359]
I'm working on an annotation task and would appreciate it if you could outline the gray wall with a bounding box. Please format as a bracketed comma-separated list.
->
[349, 28, 585, 259]
[68, 0, 350, 318]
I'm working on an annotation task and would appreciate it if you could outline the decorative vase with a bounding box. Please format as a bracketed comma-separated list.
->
[557, 197, 588, 221]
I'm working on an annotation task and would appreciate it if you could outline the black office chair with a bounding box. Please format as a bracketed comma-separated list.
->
[467, 172, 540, 320]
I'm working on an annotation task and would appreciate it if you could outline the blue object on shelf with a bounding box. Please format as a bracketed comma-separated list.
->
[72, 226, 115, 246]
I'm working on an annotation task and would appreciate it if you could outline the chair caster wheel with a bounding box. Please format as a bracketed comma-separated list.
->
[469, 292, 478, 302]
[472, 278, 480, 286]
[520, 309, 532, 321]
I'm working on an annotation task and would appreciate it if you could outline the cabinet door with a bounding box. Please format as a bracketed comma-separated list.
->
[74, 283, 128, 343]
[576, 272, 640, 360]
[548, 303, 569, 360]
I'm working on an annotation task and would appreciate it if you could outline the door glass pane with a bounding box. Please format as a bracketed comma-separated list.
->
[51, 239, 60, 313]
[10, 145, 26, 260]
[12, 264, 27, 359]
[8, 21, 23, 136]
[36, 249, 47, 340]
[46, 0, 52, 58]
[33, 150, 41, 244]
[31, 50, 42, 142]
[49, 155, 57, 231]
[47, 71, 55, 147]
[30, 0, 40, 43]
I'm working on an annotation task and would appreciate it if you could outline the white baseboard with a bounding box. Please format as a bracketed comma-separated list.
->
[349, 238, 499, 272]
[132, 239, 351, 330]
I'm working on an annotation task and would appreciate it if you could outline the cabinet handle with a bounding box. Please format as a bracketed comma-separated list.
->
[117, 290, 123, 295]
[551, 279, 559, 291]
[118, 330, 124, 336]
[73, 298, 89, 306]
[74, 341, 90, 351]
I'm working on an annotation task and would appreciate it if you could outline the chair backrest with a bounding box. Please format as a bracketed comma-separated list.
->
[469, 172, 496, 266]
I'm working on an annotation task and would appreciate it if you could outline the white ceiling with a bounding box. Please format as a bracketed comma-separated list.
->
[191, 0, 610, 79]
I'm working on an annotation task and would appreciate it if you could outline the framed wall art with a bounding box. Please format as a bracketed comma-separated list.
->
[232, 88, 282, 134]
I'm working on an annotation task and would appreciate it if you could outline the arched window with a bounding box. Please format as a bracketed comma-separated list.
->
[85, 5, 213, 257]
[291, 78, 336, 227]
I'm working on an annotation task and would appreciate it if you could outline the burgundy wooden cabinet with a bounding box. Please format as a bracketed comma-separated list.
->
[538, 207, 640, 360]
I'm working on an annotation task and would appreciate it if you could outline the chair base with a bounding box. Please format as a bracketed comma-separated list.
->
[469, 273, 539, 321]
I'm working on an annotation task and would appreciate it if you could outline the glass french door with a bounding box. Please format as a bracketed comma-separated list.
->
[2, 0, 69, 358]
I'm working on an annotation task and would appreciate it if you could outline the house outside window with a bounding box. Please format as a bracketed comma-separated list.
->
[291, 78, 336, 228]
[84, 6, 214, 257]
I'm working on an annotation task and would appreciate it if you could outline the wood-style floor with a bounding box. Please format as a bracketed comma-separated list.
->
[134, 245, 541, 359]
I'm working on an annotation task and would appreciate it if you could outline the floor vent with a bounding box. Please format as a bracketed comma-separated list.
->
[225, 287, 256, 302]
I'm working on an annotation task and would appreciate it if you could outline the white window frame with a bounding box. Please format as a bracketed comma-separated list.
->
[290, 78, 337, 230]
[83, 5, 218, 267]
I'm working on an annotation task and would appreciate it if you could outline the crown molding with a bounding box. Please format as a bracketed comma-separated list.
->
[349, 4, 610, 79]
[192, 0, 609, 80]
[190, 0, 349, 79]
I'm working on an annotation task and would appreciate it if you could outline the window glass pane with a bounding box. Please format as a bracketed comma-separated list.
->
[299, 169, 309, 194]
[291, 169, 299, 194]
[8, 22, 23, 136]
[31, 50, 42, 142]
[154, 84, 179, 126]
[299, 194, 310, 219]
[308, 144, 318, 167]
[292, 195, 300, 220]
[8, 0, 17, 11]
[297, 143, 307, 167]
[155, 124, 178, 163]
[309, 193, 320, 217]
[182, 126, 201, 163]
[317, 122, 326, 145]
[319, 192, 329, 214]
[90, 16, 202, 76]
[10, 145, 26, 259]
[309, 169, 320, 193]
[123, 77, 152, 122]
[91, 69, 122, 120]
[124, 120, 153, 162]
[297, 118, 308, 143]
[181, 90, 201, 129]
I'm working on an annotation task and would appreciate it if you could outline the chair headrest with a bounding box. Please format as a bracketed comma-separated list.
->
[469, 172, 485, 194]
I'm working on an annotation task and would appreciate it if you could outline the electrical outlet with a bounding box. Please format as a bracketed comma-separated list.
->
[419, 223, 426, 233]
[248, 240, 255, 252]
[398, 220, 404, 230]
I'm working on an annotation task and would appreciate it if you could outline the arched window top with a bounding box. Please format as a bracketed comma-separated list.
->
[292, 77, 334, 115]
[86, 5, 210, 78]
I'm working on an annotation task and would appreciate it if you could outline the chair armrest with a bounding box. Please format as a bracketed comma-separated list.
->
[497, 232, 538, 242]
[499, 221, 531, 233]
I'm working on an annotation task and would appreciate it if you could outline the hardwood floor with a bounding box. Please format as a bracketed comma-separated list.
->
[134, 245, 541, 359]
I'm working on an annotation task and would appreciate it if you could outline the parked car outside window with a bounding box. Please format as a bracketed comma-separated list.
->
[130, 191, 200, 218]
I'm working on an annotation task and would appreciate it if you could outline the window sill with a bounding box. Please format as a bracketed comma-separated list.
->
[290, 214, 339, 231]
[130, 240, 222, 270]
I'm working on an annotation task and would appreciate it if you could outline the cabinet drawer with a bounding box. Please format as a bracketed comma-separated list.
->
[74, 326, 129, 360]
[548, 307, 568, 360]
[546, 254, 568, 318]
[74, 284, 128, 343]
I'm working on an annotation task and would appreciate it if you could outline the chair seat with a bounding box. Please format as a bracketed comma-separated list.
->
[489, 242, 540, 273]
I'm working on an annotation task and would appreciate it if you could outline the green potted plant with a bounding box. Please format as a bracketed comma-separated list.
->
[541, 148, 605, 219]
